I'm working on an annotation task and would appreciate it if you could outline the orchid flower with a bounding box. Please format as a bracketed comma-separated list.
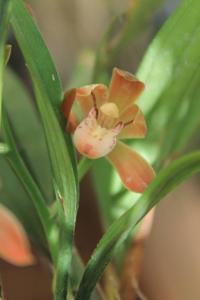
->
[0, 204, 35, 266]
[62, 68, 155, 193]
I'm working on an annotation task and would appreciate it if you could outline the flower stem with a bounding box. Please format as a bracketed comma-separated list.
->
[78, 157, 93, 181]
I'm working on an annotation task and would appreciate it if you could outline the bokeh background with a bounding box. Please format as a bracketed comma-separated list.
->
[2, 0, 200, 299]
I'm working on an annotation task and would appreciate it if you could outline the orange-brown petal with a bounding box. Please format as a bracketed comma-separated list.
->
[0, 205, 35, 266]
[67, 111, 79, 133]
[62, 89, 80, 132]
[119, 104, 147, 139]
[76, 84, 108, 117]
[62, 88, 76, 119]
[108, 68, 145, 111]
[107, 142, 155, 193]
[62, 85, 109, 131]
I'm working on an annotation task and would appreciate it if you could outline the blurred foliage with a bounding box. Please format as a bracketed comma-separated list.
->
[92, 0, 165, 82]
[0, 73, 47, 251]
[2, 107, 52, 250]
[4, 70, 53, 201]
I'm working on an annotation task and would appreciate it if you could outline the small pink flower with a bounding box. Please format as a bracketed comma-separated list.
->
[62, 68, 155, 193]
[0, 205, 35, 266]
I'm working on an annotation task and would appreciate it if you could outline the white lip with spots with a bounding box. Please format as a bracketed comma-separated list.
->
[73, 108, 123, 159]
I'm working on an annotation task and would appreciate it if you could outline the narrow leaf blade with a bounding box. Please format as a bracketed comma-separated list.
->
[10, 1, 78, 297]
[76, 151, 200, 299]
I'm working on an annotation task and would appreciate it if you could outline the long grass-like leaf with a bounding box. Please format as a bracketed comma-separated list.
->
[2, 112, 54, 258]
[10, 1, 78, 298]
[76, 151, 200, 299]
[0, 69, 51, 252]
[137, 0, 200, 165]
[0, 151, 47, 252]
[4, 69, 53, 202]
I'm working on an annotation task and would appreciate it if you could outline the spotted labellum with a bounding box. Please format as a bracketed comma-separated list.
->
[62, 68, 155, 193]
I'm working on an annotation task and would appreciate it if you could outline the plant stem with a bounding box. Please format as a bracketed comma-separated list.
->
[78, 157, 93, 181]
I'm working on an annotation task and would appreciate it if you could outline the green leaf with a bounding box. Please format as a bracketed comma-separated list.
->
[137, 0, 200, 166]
[76, 150, 200, 300]
[78, 157, 93, 181]
[92, 159, 117, 228]
[10, 1, 78, 298]
[2, 111, 54, 257]
[0, 0, 11, 124]
[0, 155, 47, 252]
[70, 249, 103, 300]
[4, 69, 53, 202]
[91, 0, 168, 229]
[4, 44, 12, 65]
[0, 69, 53, 253]
[0, 0, 47, 259]
[0, 142, 9, 153]
[93, 0, 200, 230]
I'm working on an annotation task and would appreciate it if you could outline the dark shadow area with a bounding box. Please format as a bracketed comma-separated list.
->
[0, 258, 53, 300]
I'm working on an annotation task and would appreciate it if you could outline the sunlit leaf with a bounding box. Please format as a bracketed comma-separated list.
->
[0, 143, 9, 153]
[137, 0, 200, 166]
